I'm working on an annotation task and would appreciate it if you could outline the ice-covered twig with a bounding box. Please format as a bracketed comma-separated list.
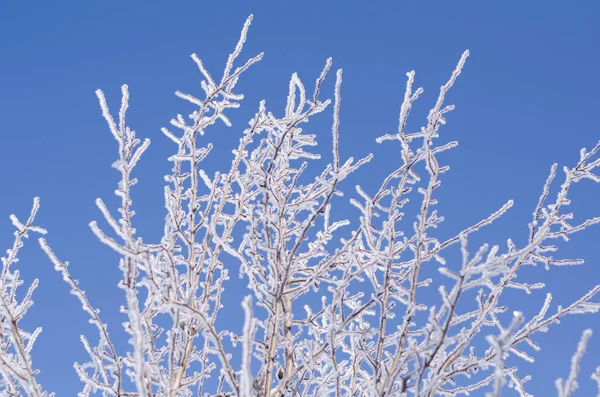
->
[556, 329, 593, 397]
[0, 198, 51, 397]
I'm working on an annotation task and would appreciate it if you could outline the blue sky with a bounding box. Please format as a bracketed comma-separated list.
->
[1, 1, 599, 395]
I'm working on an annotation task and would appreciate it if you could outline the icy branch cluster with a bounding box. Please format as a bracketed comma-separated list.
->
[0, 198, 50, 397]
[2, 15, 600, 397]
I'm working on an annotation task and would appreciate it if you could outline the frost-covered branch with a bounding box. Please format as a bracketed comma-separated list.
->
[556, 329, 593, 397]
[0, 198, 51, 397]
[9, 14, 599, 397]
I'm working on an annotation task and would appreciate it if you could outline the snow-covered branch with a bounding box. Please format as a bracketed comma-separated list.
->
[3, 14, 598, 397]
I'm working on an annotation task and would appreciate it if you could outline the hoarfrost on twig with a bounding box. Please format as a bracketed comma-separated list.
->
[2, 14, 597, 397]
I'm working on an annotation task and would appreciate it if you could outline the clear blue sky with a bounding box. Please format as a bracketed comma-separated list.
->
[1, 1, 599, 395]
